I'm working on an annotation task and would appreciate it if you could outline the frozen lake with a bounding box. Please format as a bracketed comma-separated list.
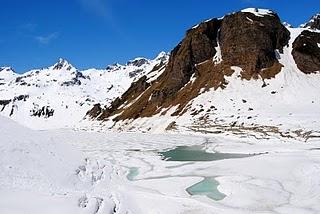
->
[2, 117, 320, 214]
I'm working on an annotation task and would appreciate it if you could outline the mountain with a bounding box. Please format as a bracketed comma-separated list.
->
[0, 67, 17, 85]
[1, 8, 319, 137]
[86, 8, 320, 139]
[301, 13, 320, 30]
[0, 53, 169, 129]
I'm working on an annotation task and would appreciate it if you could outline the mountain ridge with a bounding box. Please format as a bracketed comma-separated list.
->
[84, 8, 320, 140]
[0, 8, 319, 139]
[0, 53, 169, 129]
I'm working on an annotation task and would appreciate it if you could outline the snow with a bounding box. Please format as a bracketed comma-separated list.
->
[0, 53, 169, 130]
[241, 8, 274, 17]
[300, 13, 320, 29]
[1, 11, 320, 214]
[0, 67, 17, 84]
[192, 24, 200, 29]
[0, 116, 84, 213]
[191, 18, 216, 29]
[283, 22, 292, 28]
[101, 27, 320, 143]
[213, 31, 222, 64]
[2, 116, 320, 213]
[246, 17, 254, 23]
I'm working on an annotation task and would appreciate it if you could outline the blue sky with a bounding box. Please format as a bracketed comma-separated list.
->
[0, 0, 319, 73]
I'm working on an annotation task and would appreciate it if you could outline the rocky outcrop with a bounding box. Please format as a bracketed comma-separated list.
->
[0, 100, 11, 112]
[92, 75, 151, 120]
[127, 58, 150, 67]
[31, 106, 54, 118]
[86, 104, 103, 118]
[292, 30, 320, 73]
[53, 58, 73, 71]
[0, 95, 29, 112]
[86, 9, 291, 122]
[220, 11, 290, 79]
[0, 67, 15, 73]
[13, 95, 29, 102]
[60, 71, 88, 86]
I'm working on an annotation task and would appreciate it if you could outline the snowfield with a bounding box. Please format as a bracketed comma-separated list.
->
[1, 116, 320, 214]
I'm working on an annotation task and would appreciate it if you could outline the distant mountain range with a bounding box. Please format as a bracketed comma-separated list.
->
[1, 8, 320, 140]
[0, 53, 168, 129]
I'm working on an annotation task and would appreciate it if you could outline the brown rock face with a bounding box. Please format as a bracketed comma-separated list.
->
[220, 12, 289, 79]
[292, 30, 320, 74]
[88, 75, 151, 120]
[87, 104, 103, 118]
[152, 19, 222, 100]
[87, 10, 290, 122]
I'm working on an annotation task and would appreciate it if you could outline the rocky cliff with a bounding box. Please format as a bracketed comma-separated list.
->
[85, 9, 320, 137]
[292, 30, 320, 73]
[88, 9, 292, 121]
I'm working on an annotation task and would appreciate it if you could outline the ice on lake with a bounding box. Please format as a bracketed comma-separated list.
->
[159, 145, 253, 161]
[186, 177, 226, 201]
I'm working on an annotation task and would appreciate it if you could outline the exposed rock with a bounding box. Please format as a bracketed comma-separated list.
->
[292, 30, 320, 73]
[0, 100, 11, 111]
[119, 19, 222, 120]
[154, 52, 169, 62]
[129, 69, 144, 78]
[0, 67, 15, 73]
[9, 105, 15, 116]
[220, 11, 290, 79]
[15, 76, 25, 83]
[91, 76, 151, 120]
[53, 58, 73, 71]
[87, 104, 103, 118]
[61, 78, 82, 86]
[126, 58, 149, 67]
[13, 95, 29, 102]
[61, 71, 87, 86]
[86, 9, 290, 122]
[31, 106, 54, 118]
[106, 63, 121, 71]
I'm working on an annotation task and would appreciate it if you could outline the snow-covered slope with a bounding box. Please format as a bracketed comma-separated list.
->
[0, 67, 17, 85]
[127, 27, 320, 136]
[85, 11, 320, 141]
[240, 8, 274, 17]
[0, 115, 85, 213]
[0, 53, 168, 130]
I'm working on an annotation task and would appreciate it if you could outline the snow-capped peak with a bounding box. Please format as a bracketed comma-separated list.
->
[126, 57, 150, 67]
[51, 58, 75, 71]
[300, 13, 320, 30]
[0, 66, 16, 74]
[106, 63, 121, 71]
[0, 53, 169, 130]
[0, 66, 18, 86]
[155, 51, 169, 62]
[0, 67, 17, 83]
[283, 22, 293, 28]
[241, 8, 274, 17]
